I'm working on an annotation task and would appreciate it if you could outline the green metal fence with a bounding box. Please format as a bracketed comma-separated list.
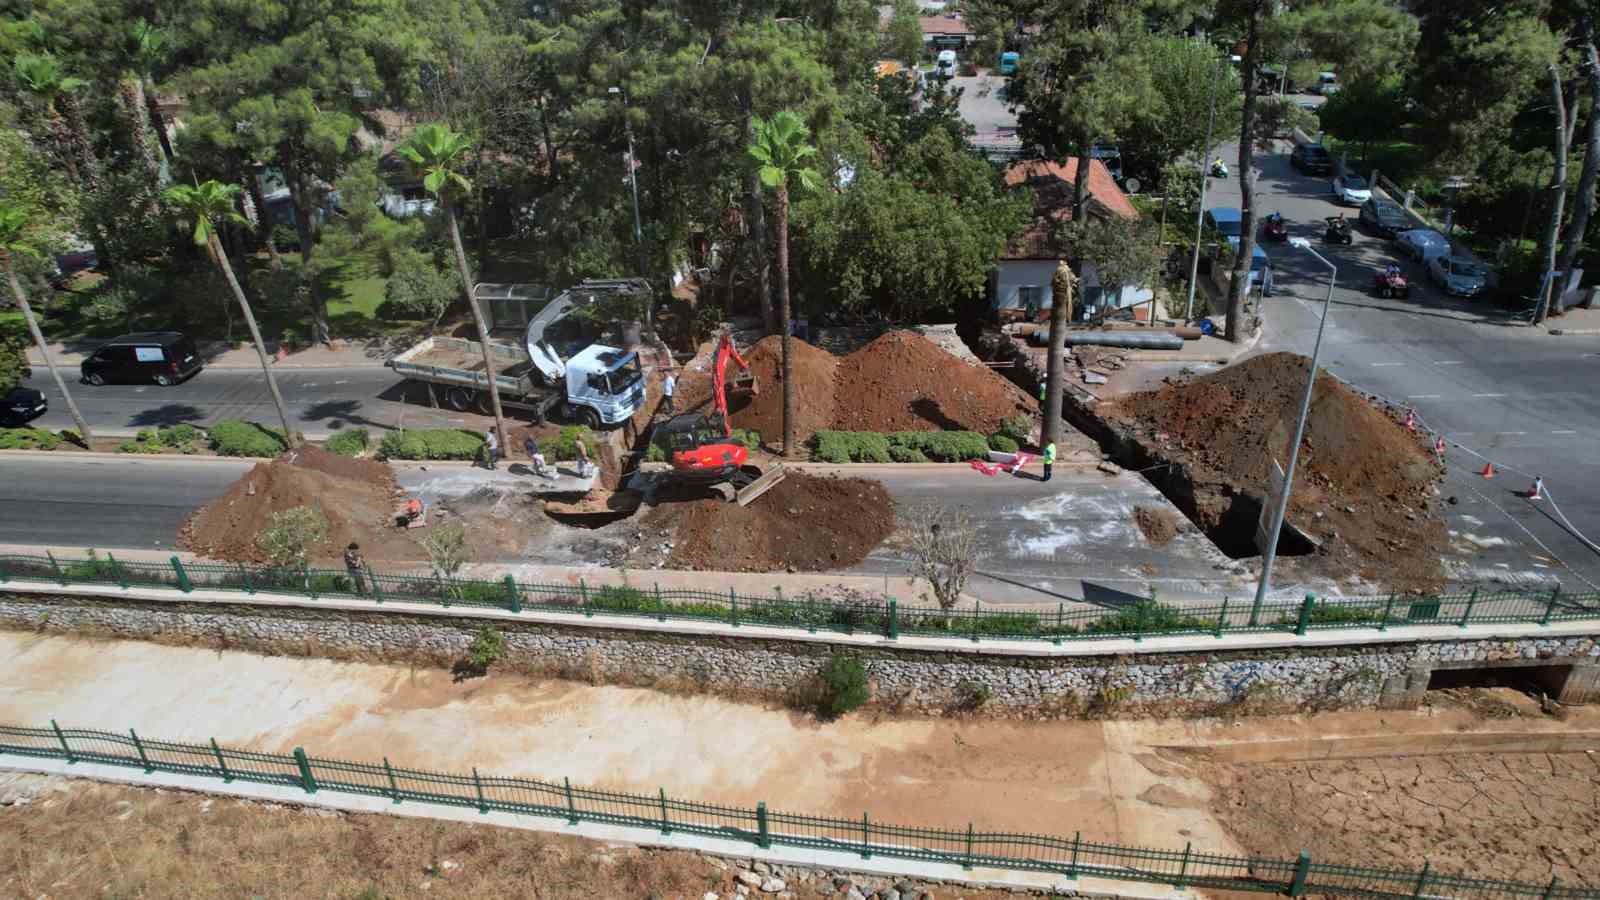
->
[4, 550, 1599, 646]
[0, 721, 1590, 899]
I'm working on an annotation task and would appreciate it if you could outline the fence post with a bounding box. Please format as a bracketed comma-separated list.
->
[473, 767, 488, 813]
[130, 728, 152, 773]
[860, 812, 871, 859]
[304, 564, 318, 600]
[1379, 594, 1395, 631]
[564, 776, 578, 824]
[504, 575, 521, 614]
[170, 556, 192, 592]
[580, 578, 590, 616]
[1175, 841, 1192, 888]
[1460, 587, 1478, 628]
[370, 569, 382, 604]
[730, 587, 739, 628]
[963, 822, 975, 870]
[1132, 605, 1142, 643]
[1542, 586, 1561, 625]
[293, 747, 317, 794]
[755, 800, 769, 847]
[384, 757, 401, 804]
[887, 599, 898, 640]
[1411, 860, 1430, 899]
[237, 564, 254, 595]
[660, 788, 673, 835]
[971, 600, 980, 643]
[1543, 876, 1560, 900]
[1068, 831, 1080, 878]
[50, 719, 74, 763]
[1296, 594, 1314, 636]
[210, 738, 232, 782]
[1054, 602, 1064, 645]
[655, 583, 667, 622]
[1216, 596, 1230, 638]
[47, 550, 65, 585]
[109, 553, 128, 589]
[0, 556, 8, 582]
[1288, 851, 1312, 897]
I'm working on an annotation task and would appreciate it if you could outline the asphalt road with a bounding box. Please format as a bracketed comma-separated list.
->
[18, 365, 479, 437]
[1206, 133, 1600, 589]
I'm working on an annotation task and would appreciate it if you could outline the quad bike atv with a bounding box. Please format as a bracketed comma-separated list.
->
[1373, 267, 1410, 299]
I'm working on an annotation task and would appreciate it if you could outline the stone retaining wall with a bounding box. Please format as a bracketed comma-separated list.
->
[4, 590, 1598, 717]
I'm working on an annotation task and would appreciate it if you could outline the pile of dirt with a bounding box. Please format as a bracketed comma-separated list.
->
[1132, 506, 1179, 545]
[1103, 352, 1447, 590]
[666, 471, 894, 572]
[676, 330, 1033, 446]
[180, 445, 411, 565]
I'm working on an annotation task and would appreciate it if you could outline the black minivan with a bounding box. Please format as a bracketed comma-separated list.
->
[80, 332, 203, 386]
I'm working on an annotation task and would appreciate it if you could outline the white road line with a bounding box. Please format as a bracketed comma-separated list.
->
[1435, 360, 1464, 365]
[1371, 362, 1403, 367]
[1497, 431, 1527, 436]
[1406, 394, 1440, 399]
[1472, 393, 1507, 398]
[1553, 430, 1578, 434]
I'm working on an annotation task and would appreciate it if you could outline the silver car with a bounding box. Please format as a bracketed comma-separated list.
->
[1427, 255, 1489, 297]
[1331, 174, 1371, 206]
[1396, 228, 1450, 264]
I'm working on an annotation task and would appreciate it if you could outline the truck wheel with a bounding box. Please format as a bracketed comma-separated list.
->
[577, 407, 601, 430]
[475, 392, 495, 415]
[446, 387, 476, 412]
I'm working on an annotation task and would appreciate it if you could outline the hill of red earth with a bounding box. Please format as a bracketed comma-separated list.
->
[1102, 352, 1448, 591]
[666, 471, 894, 572]
[674, 330, 1033, 448]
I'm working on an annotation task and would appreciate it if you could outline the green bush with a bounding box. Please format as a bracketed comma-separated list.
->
[1276, 602, 1379, 626]
[209, 420, 290, 457]
[325, 428, 370, 457]
[378, 428, 484, 460]
[811, 430, 892, 463]
[998, 413, 1033, 443]
[545, 425, 595, 461]
[467, 625, 505, 671]
[731, 428, 762, 451]
[886, 430, 989, 462]
[1079, 601, 1213, 636]
[62, 550, 121, 582]
[120, 424, 202, 455]
[987, 433, 1019, 453]
[888, 445, 929, 463]
[118, 438, 164, 454]
[0, 427, 61, 451]
[644, 441, 666, 463]
[818, 654, 870, 718]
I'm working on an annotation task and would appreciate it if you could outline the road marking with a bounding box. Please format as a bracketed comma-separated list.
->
[1435, 360, 1464, 365]
[1406, 394, 1441, 399]
[1371, 362, 1403, 367]
[1552, 430, 1577, 434]
[1472, 393, 1507, 398]
[1497, 431, 1527, 436]
[334, 380, 349, 385]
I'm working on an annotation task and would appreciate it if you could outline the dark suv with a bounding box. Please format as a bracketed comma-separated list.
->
[1291, 143, 1332, 175]
[1359, 198, 1411, 238]
[80, 332, 203, 386]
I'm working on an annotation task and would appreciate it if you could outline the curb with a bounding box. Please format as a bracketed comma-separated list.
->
[1546, 327, 1600, 336]
[27, 356, 391, 371]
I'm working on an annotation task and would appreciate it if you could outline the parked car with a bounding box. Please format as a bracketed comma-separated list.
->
[0, 385, 46, 426]
[1428, 255, 1490, 297]
[1249, 245, 1276, 296]
[935, 49, 957, 79]
[1330, 174, 1371, 206]
[1205, 206, 1243, 250]
[1359, 198, 1411, 238]
[1396, 228, 1451, 264]
[1291, 143, 1333, 175]
[1312, 71, 1339, 95]
[80, 332, 204, 386]
[998, 51, 1019, 75]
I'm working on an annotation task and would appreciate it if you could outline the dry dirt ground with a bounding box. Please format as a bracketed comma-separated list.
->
[0, 774, 1033, 900]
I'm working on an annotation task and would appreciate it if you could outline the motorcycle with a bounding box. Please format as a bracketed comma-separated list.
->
[1209, 159, 1229, 179]
[1373, 267, 1410, 299]
[1262, 212, 1288, 242]
[1323, 215, 1353, 245]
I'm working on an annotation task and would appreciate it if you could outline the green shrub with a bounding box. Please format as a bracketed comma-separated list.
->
[62, 549, 121, 582]
[0, 427, 61, 450]
[209, 420, 290, 457]
[998, 413, 1033, 443]
[120, 424, 201, 454]
[818, 654, 870, 718]
[467, 625, 505, 671]
[811, 430, 892, 463]
[888, 445, 929, 463]
[1080, 601, 1212, 636]
[545, 425, 595, 461]
[731, 428, 762, 451]
[118, 438, 164, 454]
[325, 428, 370, 457]
[987, 433, 1019, 453]
[378, 428, 484, 460]
[887, 430, 989, 462]
[159, 424, 200, 449]
[1276, 602, 1379, 626]
[643, 441, 666, 463]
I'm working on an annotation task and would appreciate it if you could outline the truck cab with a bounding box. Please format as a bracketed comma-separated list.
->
[564, 345, 645, 428]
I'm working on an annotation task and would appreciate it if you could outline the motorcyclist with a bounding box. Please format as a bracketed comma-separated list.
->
[1384, 263, 1401, 279]
[1211, 156, 1227, 176]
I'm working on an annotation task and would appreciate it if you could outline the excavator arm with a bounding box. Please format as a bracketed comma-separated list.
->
[711, 332, 753, 437]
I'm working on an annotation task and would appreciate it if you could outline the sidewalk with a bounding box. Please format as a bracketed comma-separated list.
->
[1543, 304, 1600, 335]
[27, 337, 394, 370]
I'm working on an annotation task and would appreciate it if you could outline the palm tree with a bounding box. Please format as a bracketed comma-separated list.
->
[118, 22, 166, 190]
[748, 111, 821, 458]
[0, 203, 94, 446]
[164, 181, 297, 448]
[127, 21, 176, 168]
[396, 123, 510, 450]
[13, 54, 94, 189]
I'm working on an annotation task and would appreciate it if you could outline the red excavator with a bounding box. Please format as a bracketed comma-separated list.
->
[655, 332, 786, 504]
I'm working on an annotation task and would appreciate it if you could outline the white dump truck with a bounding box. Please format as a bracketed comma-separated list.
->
[387, 279, 647, 429]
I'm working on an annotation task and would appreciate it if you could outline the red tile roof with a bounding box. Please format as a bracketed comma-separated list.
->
[919, 15, 973, 36]
[1002, 158, 1139, 259]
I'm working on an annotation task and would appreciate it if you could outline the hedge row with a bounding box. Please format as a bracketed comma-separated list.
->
[209, 420, 292, 457]
[0, 427, 62, 450]
[325, 428, 370, 457]
[119, 424, 202, 454]
[378, 428, 484, 460]
[810, 430, 990, 464]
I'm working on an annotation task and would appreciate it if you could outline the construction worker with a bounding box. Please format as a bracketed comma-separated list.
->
[343, 542, 368, 595]
[527, 438, 553, 479]
[482, 428, 499, 470]
[1042, 441, 1056, 482]
[661, 369, 677, 416]
[574, 435, 594, 478]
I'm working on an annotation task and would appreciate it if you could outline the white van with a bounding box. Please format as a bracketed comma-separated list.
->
[935, 49, 957, 79]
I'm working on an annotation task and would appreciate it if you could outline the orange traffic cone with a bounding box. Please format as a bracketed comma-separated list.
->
[1528, 476, 1544, 501]
[1479, 462, 1496, 478]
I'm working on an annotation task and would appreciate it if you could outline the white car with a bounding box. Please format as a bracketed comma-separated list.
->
[1330, 174, 1371, 206]
[1396, 228, 1450, 264]
[1427, 255, 1490, 297]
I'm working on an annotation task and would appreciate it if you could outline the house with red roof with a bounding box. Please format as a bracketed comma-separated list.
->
[992, 158, 1154, 321]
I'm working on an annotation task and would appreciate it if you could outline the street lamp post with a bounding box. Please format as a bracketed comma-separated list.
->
[609, 85, 649, 330]
[1249, 237, 1336, 625]
[1184, 54, 1223, 321]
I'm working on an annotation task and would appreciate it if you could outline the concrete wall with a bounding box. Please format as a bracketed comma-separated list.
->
[993, 260, 1153, 321]
[5, 588, 1599, 717]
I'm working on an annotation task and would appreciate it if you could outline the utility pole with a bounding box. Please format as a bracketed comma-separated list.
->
[610, 85, 649, 331]
[1184, 50, 1223, 321]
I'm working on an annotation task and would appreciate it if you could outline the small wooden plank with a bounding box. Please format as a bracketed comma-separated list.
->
[735, 464, 787, 507]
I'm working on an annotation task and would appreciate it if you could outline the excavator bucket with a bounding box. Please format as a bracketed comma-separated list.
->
[734, 462, 786, 506]
[728, 370, 758, 397]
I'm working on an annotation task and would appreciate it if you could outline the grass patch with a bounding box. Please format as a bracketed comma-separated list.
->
[208, 420, 290, 457]
[378, 428, 484, 460]
[324, 428, 370, 457]
[0, 427, 63, 450]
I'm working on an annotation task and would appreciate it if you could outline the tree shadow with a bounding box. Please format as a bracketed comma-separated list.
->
[910, 398, 963, 431]
[128, 404, 206, 427]
[303, 398, 394, 432]
[1080, 580, 1147, 610]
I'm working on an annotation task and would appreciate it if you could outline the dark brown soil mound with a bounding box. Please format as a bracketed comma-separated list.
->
[725, 335, 840, 445]
[667, 471, 894, 572]
[831, 330, 1035, 434]
[1104, 352, 1447, 590]
[180, 446, 408, 565]
[1133, 506, 1179, 545]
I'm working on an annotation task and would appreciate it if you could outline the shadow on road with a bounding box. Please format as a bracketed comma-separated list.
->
[128, 404, 206, 427]
[1081, 581, 1146, 609]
